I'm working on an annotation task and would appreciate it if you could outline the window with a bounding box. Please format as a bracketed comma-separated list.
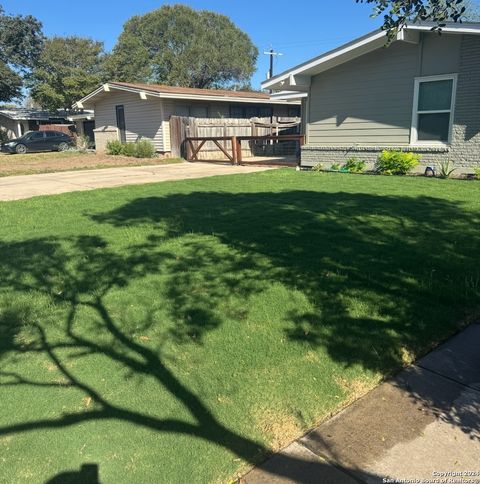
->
[190, 105, 208, 118]
[244, 106, 259, 118]
[288, 106, 301, 117]
[259, 106, 273, 118]
[29, 131, 44, 140]
[115, 105, 126, 143]
[229, 105, 269, 119]
[230, 105, 246, 118]
[411, 74, 457, 144]
[45, 132, 58, 138]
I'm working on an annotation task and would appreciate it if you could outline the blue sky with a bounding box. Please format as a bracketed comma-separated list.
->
[3, 1, 386, 87]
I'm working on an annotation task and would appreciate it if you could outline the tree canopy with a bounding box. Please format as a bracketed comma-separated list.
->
[0, 5, 44, 102]
[105, 4, 258, 89]
[358, 0, 469, 39]
[28, 36, 106, 111]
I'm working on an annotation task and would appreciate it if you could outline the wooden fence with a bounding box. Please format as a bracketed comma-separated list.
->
[186, 134, 305, 165]
[170, 116, 301, 159]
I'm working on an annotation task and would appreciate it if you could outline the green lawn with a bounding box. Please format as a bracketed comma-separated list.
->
[0, 170, 479, 483]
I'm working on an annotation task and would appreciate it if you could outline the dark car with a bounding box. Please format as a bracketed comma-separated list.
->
[1, 130, 74, 154]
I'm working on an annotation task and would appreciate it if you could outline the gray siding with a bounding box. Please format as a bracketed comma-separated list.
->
[307, 33, 462, 146]
[302, 34, 480, 169]
[94, 91, 165, 151]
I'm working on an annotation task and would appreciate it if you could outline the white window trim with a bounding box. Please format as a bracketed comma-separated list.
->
[410, 73, 458, 147]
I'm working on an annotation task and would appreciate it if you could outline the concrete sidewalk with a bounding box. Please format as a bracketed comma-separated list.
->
[244, 322, 480, 484]
[0, 162, 275, 201]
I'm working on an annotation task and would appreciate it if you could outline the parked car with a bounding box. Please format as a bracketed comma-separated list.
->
[1, 131, 74, 154]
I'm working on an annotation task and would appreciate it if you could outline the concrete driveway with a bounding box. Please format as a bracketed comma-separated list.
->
[0, 162, 275, 201]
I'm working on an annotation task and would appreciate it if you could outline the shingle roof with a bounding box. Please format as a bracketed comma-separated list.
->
[0, 108, 51, 121]
[109, 81, 270, 100]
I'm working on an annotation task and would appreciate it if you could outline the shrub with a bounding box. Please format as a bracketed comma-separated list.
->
[375, 150, 421, 175]
[330, 163, 341, 171]
[437, 160, 456, 179]
[343, 157, 366, 173]
[134, 139, 156, 158]
[106, 139, 124, 155]
[474, 167, 480, 180]
[122, 142, 137, 157]
[76, 135, 91, 152]
[311, 162, 324, 172]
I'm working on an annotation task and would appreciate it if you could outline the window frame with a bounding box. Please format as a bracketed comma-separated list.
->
[410, 73, 457, 146]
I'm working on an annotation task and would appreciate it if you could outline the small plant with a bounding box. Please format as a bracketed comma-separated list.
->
[343, 157, 366, 173]
[375, 150, 421, 175]
[474, 167, 480, 180]
[122, 142, 137, 157]
[311, 162, 324, 172]
[330, 163, 341, 171]
[134, 139, 156, 158]
[76, 135, 91, 152]
[437, 160, 456, 179]
[106, 139, 124, 155]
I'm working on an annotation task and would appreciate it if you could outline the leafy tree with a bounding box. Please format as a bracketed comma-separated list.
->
[0, 5, 44, 102]
[29, 36, 106, 111]
[357, 0, 468, 38]
[106, 5, 258, 89]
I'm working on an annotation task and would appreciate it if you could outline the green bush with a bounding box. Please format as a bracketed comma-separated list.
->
[474, 167, 480, 180]
[122, 142, 137, 157]
[330, 163, 341, 171]
[134, 139, 156, 158]
[106, 139, 156, 158]
[343, 157, 366, 173]
[106, 139, 124, 156]
[375, 150, 421, 175]
[311, 162, 324, 172]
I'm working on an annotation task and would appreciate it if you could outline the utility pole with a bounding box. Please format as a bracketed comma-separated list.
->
[264, 48, 283, 80]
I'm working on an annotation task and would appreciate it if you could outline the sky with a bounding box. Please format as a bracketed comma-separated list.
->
[2, 1, 392, 88]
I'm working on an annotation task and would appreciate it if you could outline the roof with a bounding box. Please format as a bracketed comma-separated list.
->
[74, 81, 300, 109]
[262, 22, 480, 91]
[0, 108, 51, 121]
[112, 82, 271, 99]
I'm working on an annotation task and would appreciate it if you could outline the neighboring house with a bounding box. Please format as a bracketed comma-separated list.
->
[262, 22, 480, 169]
[0, 109, 52, 139]
[0, 108, 94, 141]
[73, 82, 301, 153]
[65, 111, 96, 143]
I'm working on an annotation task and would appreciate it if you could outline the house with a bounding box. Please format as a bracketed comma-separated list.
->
[0, 108, 95, 141]
[262, 22, 480, 170]
[0, 108, 53, 139]
[73, 82, 301, 154]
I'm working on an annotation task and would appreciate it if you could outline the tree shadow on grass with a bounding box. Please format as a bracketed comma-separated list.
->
[93, 190, 480, 374]
[0, 188, 479, 481]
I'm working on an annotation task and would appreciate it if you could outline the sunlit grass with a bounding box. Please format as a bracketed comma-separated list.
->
[0, 170, 479, 482]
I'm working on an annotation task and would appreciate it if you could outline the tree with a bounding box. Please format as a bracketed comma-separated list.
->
[106, 5, 258, 89]
[357, 0, 468, 39]
[0, 5, 44, 102]
[29, 36, 106, 111]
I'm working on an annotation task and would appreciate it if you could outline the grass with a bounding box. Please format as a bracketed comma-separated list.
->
[0, 151, 183, 177]
[0, 170, 479, 483]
